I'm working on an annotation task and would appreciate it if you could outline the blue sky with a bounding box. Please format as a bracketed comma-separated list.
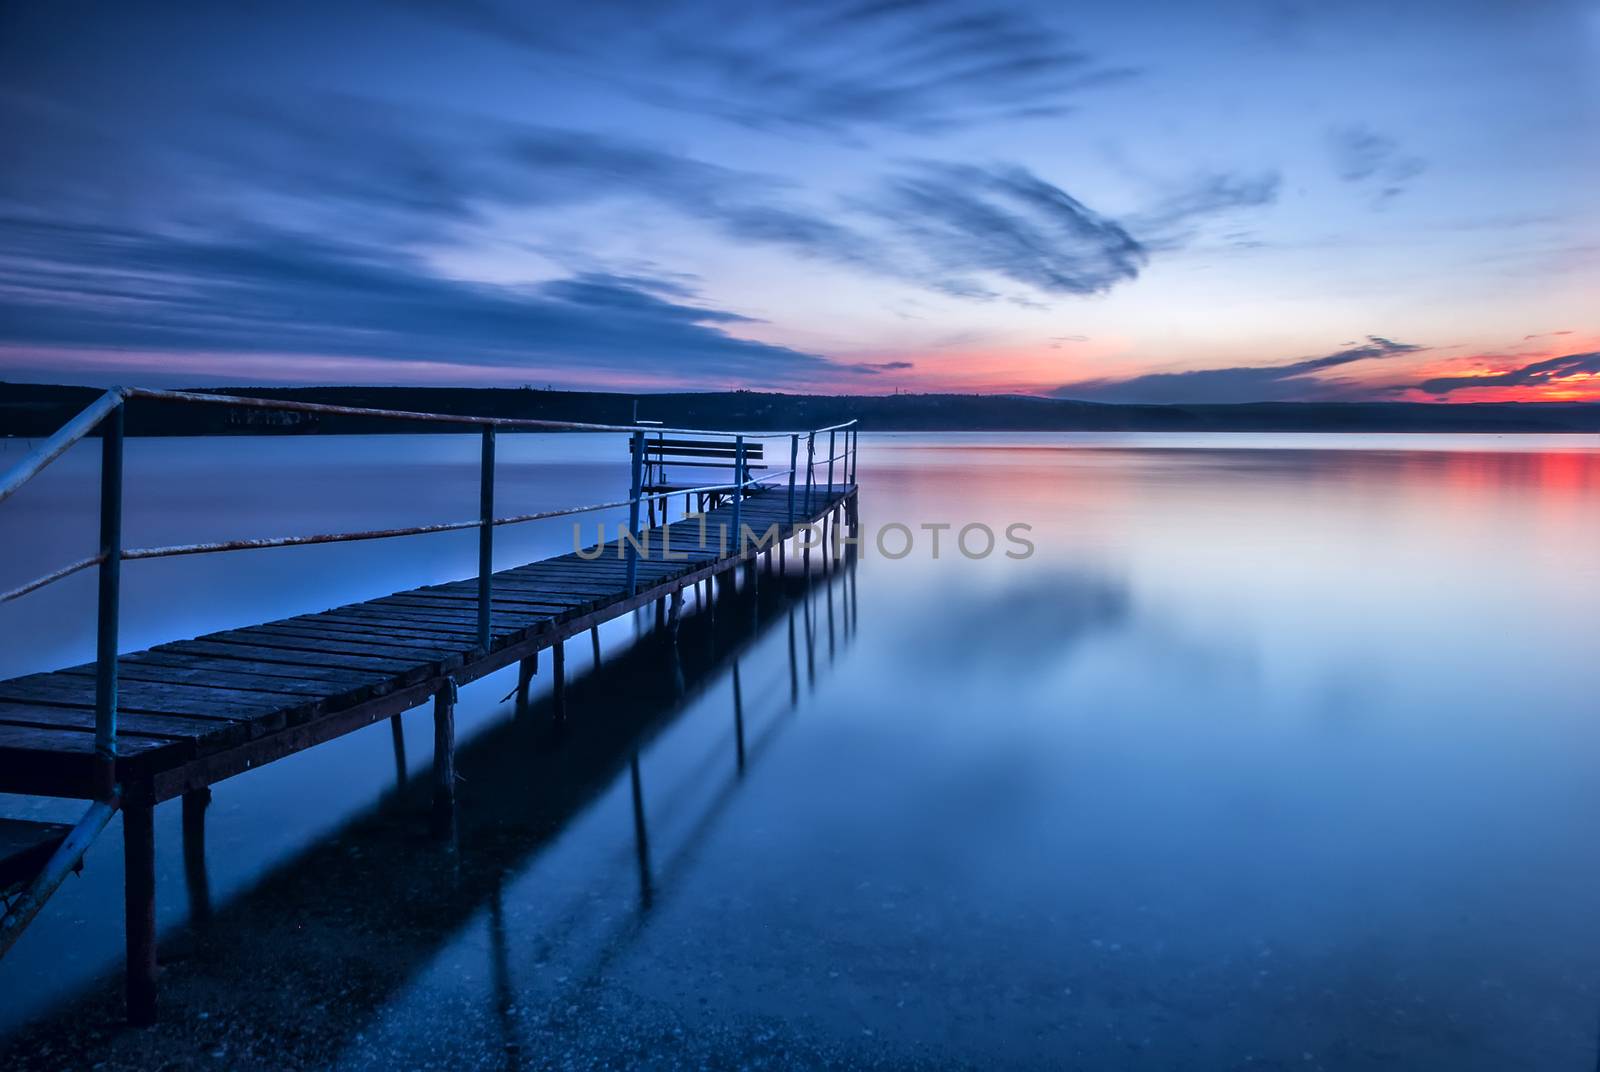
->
[0, 0, 1596, 400]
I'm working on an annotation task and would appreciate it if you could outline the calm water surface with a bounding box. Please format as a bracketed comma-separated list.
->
[2, 432, 1599, 1069]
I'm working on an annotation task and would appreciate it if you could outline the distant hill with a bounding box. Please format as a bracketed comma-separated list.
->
[4, 381, 1600, 436]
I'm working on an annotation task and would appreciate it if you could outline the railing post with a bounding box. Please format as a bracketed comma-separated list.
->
[827, 429, 836, 497]
[805, 432, 815, 514]
[477, 427, 495, 651]
[626, 430, 644, 595]
[94, 401, 123, 799]
[732, 435, 745, 556]
[787, 434, 798, 526]
[850, 428, 858, 485]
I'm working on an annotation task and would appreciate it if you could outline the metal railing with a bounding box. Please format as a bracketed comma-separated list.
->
[0, 386, 858, 801]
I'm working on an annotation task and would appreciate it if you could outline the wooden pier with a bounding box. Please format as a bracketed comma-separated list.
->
[0, 388, 858, 1024]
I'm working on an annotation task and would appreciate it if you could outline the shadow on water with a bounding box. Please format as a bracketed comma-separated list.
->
[0, 552, 859, 1068]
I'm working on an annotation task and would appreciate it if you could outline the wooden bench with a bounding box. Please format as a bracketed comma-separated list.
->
[631, 435, 766, 519]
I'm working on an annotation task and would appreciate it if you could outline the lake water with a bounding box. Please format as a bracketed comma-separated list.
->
[2, 432, 1600, 1069]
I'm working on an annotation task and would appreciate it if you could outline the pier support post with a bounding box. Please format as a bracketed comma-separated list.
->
[629, 754, 653, 909]
[591, 625, 601, 667]
[516, 653, 535, 708]
[787, 604, 799, 706]
[432, 679, 458, 836]
[552, 639, 567, 722]
[733, 661, 746, 773]
[181, 788, 212, 926]
[123, 796, 157, 1026]
[389, 715, 408, 787]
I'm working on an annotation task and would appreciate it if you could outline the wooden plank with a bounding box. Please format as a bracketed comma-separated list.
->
[303, 611, 483, 639]
[158, 640, 425, 679]
[203, 628, 458, 667]
[448, 581, 611, 605]
[390, 589, 582, 614]
[314, 607, 533, 639]
[362, 599, 552, 628]
[124, 650, 392, 688]
[633, 438, 764, 456]
[0, 676, 302, 720]
[418, 579, 596, 602]
[58, 661, 348, 698]
[369, 594, 552, 618]
[60, 662, 356, 704]
[274, 615, 480, 641]
[250, 622, 477, 654]
[0, 723, 180, 796]
[0, 702, 236, 744]
[322, 601, 538, 627]
[396, 586, 582, 610]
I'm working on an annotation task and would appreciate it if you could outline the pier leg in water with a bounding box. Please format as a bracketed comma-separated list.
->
[123, 796, 157, 1025]
[389, 715, 408, 789]
[432, 679, 458, 836]
[733, 661, 746, 773]
[788, 604, 799, 706]
[591, 624, 601, 668]
[629, 754, 653, 910]
[552, 639, 567, 723]
[516, 650, 536, 710]
[182, 788, 212, 926]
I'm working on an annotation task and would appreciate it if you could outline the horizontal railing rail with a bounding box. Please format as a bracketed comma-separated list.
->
[0, 385, 859, 806]
[122, 387, 856, 438]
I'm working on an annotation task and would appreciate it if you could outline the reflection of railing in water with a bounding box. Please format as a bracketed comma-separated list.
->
[0, 553, 858, 1057]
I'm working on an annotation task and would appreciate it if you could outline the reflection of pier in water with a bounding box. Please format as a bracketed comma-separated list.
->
[2, 552, 858, 1060]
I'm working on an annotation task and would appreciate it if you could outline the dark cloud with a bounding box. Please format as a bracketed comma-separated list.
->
[1328, 126, 1426, 204]
[871, 163, 1147, 297]
[0, 217, 834, 384]
[406, 0, 1137, 136]
[108, 95, 1169, 304]
[840, 360, 915, 374]
[1416, 351, 1600, 396]
[1054, 336, 1421, 403]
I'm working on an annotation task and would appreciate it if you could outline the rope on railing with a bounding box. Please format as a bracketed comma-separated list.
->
[124, 387, 857, 439]
[0, 471, 812, 604]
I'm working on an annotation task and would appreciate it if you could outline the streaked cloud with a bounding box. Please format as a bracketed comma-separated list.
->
[1416, 351, 1600, 397]
[1054, 336, 1421, 403]
[870, 162, 1147, 297]
[0, 217, 836, 385]
[840, 360, 916, 375]
[404, 0, 1137, 136]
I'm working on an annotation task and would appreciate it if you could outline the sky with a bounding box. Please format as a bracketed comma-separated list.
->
[0, 0, 1597, 402]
